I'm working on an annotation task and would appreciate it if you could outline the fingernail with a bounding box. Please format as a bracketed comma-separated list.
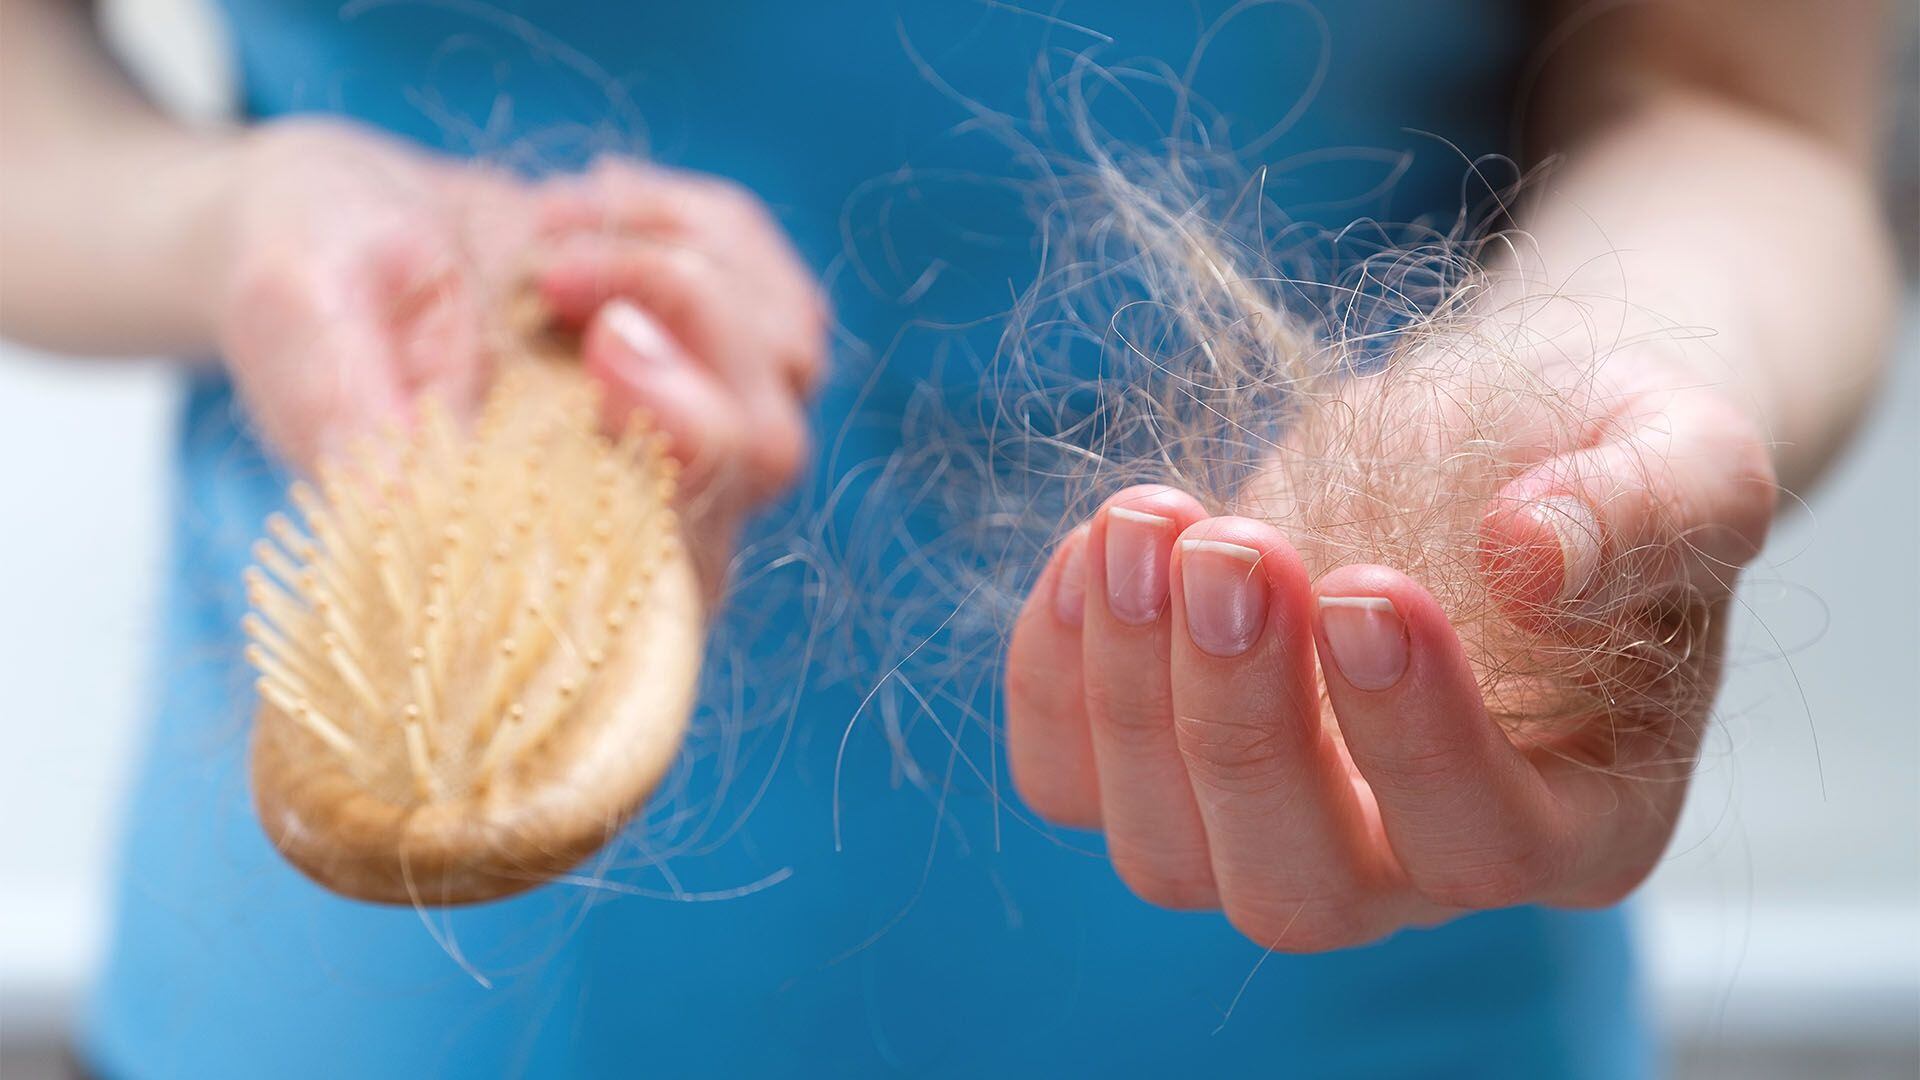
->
[1528, 495, 1601, 601]
[1179, 540, 1267, 657]
[1318, 596, 1408, 691]
[603, 298, 689, 371]
[1053, 530, 1088, 627]
[1105, 506, 1174, 624]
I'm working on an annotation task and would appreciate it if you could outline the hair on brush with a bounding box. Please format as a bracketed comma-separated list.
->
[243, 300, 705, 906]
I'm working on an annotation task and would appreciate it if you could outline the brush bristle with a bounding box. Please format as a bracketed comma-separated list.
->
[243, 363, 681, 809]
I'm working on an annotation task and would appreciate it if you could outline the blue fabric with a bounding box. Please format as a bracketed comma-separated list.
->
[84, 3, 1652, 1077]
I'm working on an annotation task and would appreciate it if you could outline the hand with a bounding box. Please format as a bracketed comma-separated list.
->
[212, 120, 531, 467]
[529, 157, 827, 524]
[1003, 328, 1777, 951]
[211, 121, 823, 558]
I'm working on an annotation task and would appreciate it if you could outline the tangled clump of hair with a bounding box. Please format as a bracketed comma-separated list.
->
[843, 131, 1708, 776]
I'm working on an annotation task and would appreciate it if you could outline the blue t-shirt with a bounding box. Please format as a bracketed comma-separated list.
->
[84, 4, 1650, 1077]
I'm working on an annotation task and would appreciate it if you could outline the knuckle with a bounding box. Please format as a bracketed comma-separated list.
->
[1354, 739, 1467, 795]
[1009, 768, 1097, 831]
[1412, 836, 1559, 910]
[1553, 859, 1656, 909]
[1084, 680, 1174, 749]
[1173, 712, 1292, 796]
[1111, 851, 1215, 911]
[1230, 901, 1372, 953]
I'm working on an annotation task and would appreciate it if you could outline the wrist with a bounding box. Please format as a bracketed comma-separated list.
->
[156, 130, 248, 353]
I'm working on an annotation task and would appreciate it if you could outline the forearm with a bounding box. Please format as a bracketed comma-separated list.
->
[1503, 92, 1897, 493]
[0, 0, 239, 355]
[1502, 0, 1899, 495]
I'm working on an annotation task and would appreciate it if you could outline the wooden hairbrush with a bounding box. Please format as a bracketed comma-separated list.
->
[242, 310, 703, 906]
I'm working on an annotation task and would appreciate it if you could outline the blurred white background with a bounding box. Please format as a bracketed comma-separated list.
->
[2, 2, 1915, 1076]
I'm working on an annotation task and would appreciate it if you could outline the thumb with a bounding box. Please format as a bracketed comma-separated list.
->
[1480, 392, 1777, 617]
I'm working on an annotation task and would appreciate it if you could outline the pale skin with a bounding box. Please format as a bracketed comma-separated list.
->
[0, 0, 826, 591]
[0, 1, 1898, 952]
[1006, 1, 1898, 949]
